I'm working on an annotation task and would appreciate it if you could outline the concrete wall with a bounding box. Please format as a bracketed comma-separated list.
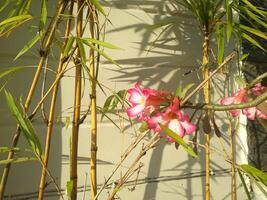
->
[0, 1, 248, 199]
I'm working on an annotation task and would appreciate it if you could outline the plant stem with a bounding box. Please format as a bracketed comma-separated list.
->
[88, 3, 98, 200]
[37, 2, 74, 200]
[202, 33, 210, 200]
[70, 0, 84, 199]
[0, 1, 67, 199]
[229, 119, 237, 200]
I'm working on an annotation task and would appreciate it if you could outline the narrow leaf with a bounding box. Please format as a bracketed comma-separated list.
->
[226, 0, 233, 42]
[240, 25, 267, 40]
[181, 83, 195, 99]
[0, 147, 20, 153]
[5, 91, 42, 157]
[76, 38, 87, 65]
[63, 36, 75, 56]
[216, 23, 225, 64]
[82, 38, 122, 49]
[0, 14, 32, 27]
[91, 0, 106, 16]
[241, 33, 266, 52]
[160, 124, 198, 158]
[0, 157, 37, 165]
[39, 0, 47, 30]
[14, 34, 41, 60]
[237, 169, 252, 200]
[0, 66, 24, 79]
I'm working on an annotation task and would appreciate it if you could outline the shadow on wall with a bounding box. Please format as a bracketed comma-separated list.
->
[102, 1, 233, 199]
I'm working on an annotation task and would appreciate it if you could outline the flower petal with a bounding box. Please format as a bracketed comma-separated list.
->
[126, 104, 144, 117]
[243, 107, 256, 120]
[220, 97, 235, 105]
[180, 120, 197, 134]
[168, 119, 185, 137]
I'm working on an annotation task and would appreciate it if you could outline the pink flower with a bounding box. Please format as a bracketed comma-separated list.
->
[147, 97, 197, 142]
[220, 88, 247, 117]
[220, 84, 267, 120]
[126, 82, 170, 120]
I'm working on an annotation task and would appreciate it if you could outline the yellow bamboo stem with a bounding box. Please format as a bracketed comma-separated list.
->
[70, 1, 83, 199]
[0, 1, 67, 199]
[202, 34, 210, 200]
[88, 4, 97, 199]
[37, 2, 74, 199]
[229, 121, 236, 200]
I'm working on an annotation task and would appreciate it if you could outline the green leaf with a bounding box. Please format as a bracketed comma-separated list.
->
[0, 147, 20, 153]
[241, 0, 267, 17]
[0, 66, 24, 79]
[90, 0, 106, 16]
[0, 14, 32, 27]
[0, 157, 37, 165]
[66, 180, 73, 200]
[0, 0, 10, 13]
[139, 122, 148, 133]
[216, 23, 225, 64]
[39, 0, 47, 30]
[240, 25, 267, 40]
[237, 169, 252, 200]
[225, 0, 233, 42]
[175, 83, 195, 99]
[82, 38, 122, 50]
[14, 33, 41, 60]
[241, 33, 266, 52]
[63, 36, 75, 56]
[159, 124, 198, 158]
[84, 41, 122, 68]
[240, 53, 249, 61]
[76, 38, 87, 65]
[5, 91, 43, 157]
[240, 164, 267, 186]
[242, 6, 267, 29]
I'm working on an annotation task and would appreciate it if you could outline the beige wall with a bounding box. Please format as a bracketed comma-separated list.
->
[0, 1, 248, 199]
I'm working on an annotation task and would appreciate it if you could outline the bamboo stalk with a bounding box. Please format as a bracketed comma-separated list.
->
[37, 2, 74, 200]
[0, 1, 68, 199]
[70, 1, 84, 199]
[88, 3, 98, 200]
[202, 33, 210, 200]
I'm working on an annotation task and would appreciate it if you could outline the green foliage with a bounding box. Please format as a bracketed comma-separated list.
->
[39, 0, 47, 30]
[0, 147, 20, 153]
[159, 124, 198, 158]
[240, 164, 267, 198]
[0, 157, 37, 165]
[14, 33, 41, 60]
[5, 91, 43, 157]
[237, 168, 252, 200]
[175, 83, 195, 99]
[90, 0, 106, 16]
[66, 180, 73, 200]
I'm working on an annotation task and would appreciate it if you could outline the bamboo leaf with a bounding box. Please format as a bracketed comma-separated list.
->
[39, 0, 47, 30]
[0, 66, 24, 79]
[240, 164, 267, 185]
[5, 91, 43, 157]
[66, 180, 73, 200]
[63, 36, 75, 56]
[14, 33, 41, 60]
[237, 169, 252, 200]
[82, 38, 122, 50]
[159, 124, 198, 158]
[216, 23, 225, 64]
[240, 53, 249, 61]
[0, 157, 37, 165]
[76, 38, 87, 65]
[90, 0, 106, 16]
[241, 33, 266, 52]
[0, 147, 20, 153]
[86, 42, 121, 68]
[0, 14, 32, 27]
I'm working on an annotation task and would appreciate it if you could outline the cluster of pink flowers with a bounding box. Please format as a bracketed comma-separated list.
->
[126, 82, 197, 142]
[220, 83, 267, 120]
